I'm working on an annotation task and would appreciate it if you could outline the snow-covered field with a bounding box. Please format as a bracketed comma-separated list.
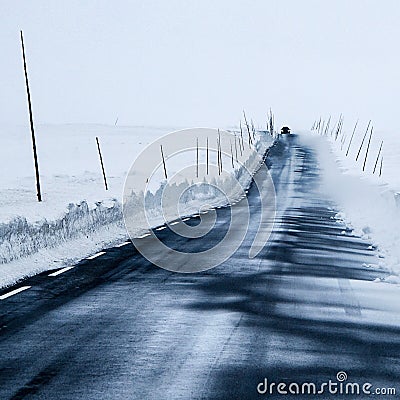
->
[306, 126, 400, 281]
[2, 120, 399, 289]
[0, 123, 272, 288]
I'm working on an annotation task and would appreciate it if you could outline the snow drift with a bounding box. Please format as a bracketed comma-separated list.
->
[303, 132, 400, 279]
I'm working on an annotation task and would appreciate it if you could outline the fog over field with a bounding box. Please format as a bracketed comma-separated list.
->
[1, 0, 400, 131]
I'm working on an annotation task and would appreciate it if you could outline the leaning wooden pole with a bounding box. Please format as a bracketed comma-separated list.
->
[362, 126, 373, 172]
[20, 30, 42, 202]
[346, 120, 358, 157]
[356, 120, 371, 162]
[373, 140, 383, 175]
[160, 145, 168, 180]
[96, 137, 108, 190]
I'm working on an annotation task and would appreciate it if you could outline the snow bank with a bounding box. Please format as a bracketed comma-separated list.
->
[303, 132, 400, 278]
[0, 200, 122, 264]
[0, 124, 273, 288]
[124, 136, 270, 228]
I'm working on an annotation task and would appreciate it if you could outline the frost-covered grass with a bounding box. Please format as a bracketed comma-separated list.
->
[0, 123, 273, 288]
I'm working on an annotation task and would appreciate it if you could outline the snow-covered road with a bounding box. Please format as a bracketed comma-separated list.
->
[0, 135, 399, 399]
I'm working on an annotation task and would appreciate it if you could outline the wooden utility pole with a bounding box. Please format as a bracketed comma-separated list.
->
[160, 145, 168, 180]
[96, 137, 108, 190]
[20, 30, 42, 202]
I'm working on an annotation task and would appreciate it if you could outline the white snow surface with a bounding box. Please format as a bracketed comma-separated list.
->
[0, 123, 272, 288]
[304, 131, 400, 280]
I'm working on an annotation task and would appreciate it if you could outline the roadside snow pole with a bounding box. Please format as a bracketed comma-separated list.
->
[234, 134, 238, 162]
[230, 139, 234, 168]
[346, 120, 358, 157]
[319, 120, 325, 136]
[373, 140, 383, 175]
[251, 119, 256, 141]
[160, 145, 168, 180]
[20, 30, 42, 202]
[362, 126, 373, 172]
[239, 121, 244, 155]
[324, 115, 331, 136]
[216, 136, 220, 175]
[217, 129, 223, 175]
[268, 108, 274, 136]
[356, 120, 371, 162]
[340, 133, 347, 151]
[243, 110, 252, 147]
[196, 137, 199, 178]
[206, 137, 209, 175]
[95, 137, 108, 190]
[335, 115, 343, 140]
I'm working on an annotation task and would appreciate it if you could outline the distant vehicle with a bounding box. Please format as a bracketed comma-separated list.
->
[281, 126, 291, 134]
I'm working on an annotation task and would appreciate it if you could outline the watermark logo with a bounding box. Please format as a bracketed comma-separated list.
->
[257, 371, 396, 396]
[122, 127, 276, 273]
[336, 371, 347, 382]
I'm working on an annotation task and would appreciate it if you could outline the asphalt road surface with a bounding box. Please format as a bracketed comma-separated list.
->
[0, 134, 399, 399]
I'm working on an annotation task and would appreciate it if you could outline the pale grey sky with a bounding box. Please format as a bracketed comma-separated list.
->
[1, 0, 399, 130]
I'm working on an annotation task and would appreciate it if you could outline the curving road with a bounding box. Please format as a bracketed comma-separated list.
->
[0, 134, 399, 399]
